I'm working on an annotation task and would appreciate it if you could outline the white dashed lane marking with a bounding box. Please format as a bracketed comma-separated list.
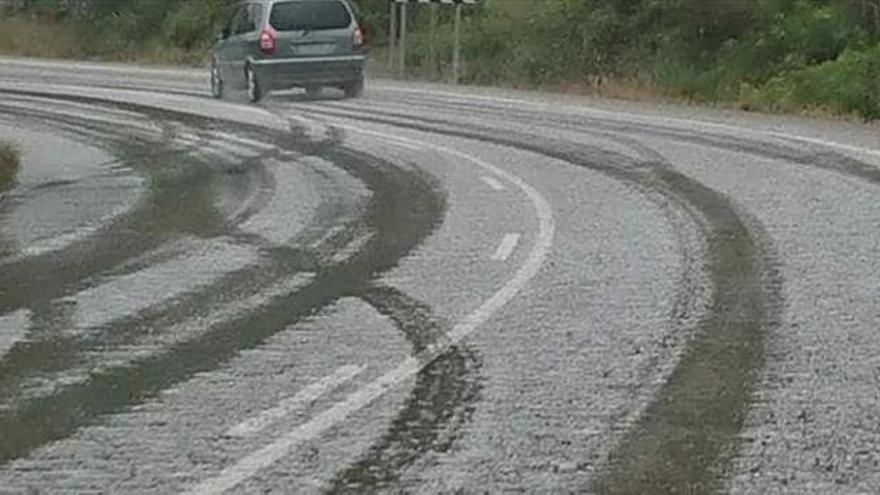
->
[481, 175, 506, 191]
[380, 137, 424, 151]
[183, 120, 555, 495]
[491, 233, 521, 262]
[225, 364, 366, 438]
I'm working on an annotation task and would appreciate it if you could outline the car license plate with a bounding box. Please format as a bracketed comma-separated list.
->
[294, 44, 335, 56]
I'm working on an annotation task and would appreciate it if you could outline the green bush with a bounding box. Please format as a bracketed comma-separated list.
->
[163, 0, 229, 51]
[3, 0, 880, 120]
[741, 45, 880, 119]
[717, 2, 863, 82]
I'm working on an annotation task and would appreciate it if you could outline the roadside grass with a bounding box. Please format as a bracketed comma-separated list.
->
[0, 16, 208, 67]
[0, 141, 21, 192]
[0, 16, 83, 59]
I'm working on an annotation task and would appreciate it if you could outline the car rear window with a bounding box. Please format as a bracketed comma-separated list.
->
[269, 1, 352, 32]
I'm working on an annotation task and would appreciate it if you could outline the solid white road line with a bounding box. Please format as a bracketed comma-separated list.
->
[481, 176, 506, 191]
[294, 103, 422, 152]
[0, 80, 290, 132]
[0, 98, 160, 135]
[491, 234, 521, 262]
[374, 84, 880, 163]
[375, 136, 424, 151]
[225, 364, 366, 438]
[184, 121, 555, 495]
[0, 309, 31, 359]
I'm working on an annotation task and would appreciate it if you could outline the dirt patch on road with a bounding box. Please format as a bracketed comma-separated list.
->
[0, 141, 20, 192]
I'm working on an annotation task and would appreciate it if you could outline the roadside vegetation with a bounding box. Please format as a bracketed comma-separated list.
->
[1, 0, 879, 120]
[0, 141, 21, 191]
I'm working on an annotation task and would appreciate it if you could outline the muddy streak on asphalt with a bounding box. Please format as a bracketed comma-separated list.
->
[329, 285, 481, 494]
[2, 90, 442, 458]
[0, 108, 267, 400]
[0, 99, 360, 403]
[0, 128, 446, 465]
[0, 106, 235, 315]
[296, 105, 783, 493]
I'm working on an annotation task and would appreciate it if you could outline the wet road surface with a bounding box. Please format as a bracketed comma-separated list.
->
[0, 58, 879, 494]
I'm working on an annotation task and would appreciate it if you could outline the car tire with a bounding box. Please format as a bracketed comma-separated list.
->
[210, 59, 224, 99]
[246, 65, 263, 103]
[343, 77, 364, 99]
[305, 85, 322, 99]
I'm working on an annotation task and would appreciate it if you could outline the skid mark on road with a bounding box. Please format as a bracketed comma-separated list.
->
[0, 119, 231, 315]
[328, 286, 481, 493]
[238, 158, 320, 245]
[0, 141, 446, 468]
[370, 84, 880, 164]
[362, 90, 880, 189]
[71, 241, 258, 336]
[183, 123, 554, 495]
[297, 105, 782, 495]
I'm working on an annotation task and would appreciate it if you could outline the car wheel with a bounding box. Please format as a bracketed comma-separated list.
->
[246, 65, 263, 103]
[343, 77, 364, 99]
[305, 85, 322, 99]
[210, 59, 224, 99]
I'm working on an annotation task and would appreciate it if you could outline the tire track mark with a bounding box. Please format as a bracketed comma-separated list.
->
[0, 144, 446, 466]
[0, 97, 311, 404]
[328, 286, 481, 493]
[297, 105, 783, 494]
[358, 93, 880, 188]
[0, 105, 234, 315]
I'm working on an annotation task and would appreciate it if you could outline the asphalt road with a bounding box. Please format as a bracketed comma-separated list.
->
[0, 57, 879, 494]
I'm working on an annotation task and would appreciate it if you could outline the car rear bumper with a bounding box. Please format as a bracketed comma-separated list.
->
[251, 55, 365, 89]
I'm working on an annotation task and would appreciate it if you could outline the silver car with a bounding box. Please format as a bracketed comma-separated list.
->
[210, 0, 365, 102]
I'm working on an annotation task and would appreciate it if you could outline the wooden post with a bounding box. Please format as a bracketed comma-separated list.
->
[399, 2, 407, 77]
[388, 1, 396, 71]
[452, 3, 462, 84]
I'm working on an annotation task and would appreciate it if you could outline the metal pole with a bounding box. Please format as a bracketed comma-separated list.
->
[452, 3, 462, 85]
[399, 2, 407, 77]
[388, 1, 396, 71]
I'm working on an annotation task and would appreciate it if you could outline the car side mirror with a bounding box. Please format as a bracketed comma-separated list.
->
[218, 28, 230, 41]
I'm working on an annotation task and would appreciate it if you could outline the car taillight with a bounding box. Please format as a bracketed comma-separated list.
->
[259, 28, 276, 55]
[353, 26, 364, 48]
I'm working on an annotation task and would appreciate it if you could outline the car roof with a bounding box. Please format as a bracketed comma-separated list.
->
[238, 0, 358, 6]
[255, 0, 359, 13]
[238, 0, 358, 15]
[249, 0, 351, 3]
